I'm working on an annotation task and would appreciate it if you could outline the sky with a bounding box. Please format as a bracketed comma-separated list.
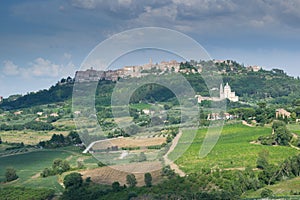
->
[1, 0, 300, 97]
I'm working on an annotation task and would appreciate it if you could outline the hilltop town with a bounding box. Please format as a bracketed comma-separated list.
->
[74, 59, 263, 104]
[75, 59, 261, 82]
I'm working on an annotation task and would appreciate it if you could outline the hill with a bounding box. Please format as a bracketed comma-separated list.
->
[1, 60, 300, 111]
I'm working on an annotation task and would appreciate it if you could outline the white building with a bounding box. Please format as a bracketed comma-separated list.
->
[196, 83, 239, 103]
[220, 83, 239, 102]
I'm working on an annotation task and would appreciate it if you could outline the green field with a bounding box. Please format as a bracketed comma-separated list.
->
[244, 177, 300, 198]
[173, 123, 300, 174]
[288, 123, 300, 135]
[0, 147, 98, 191]
[130, 103, 152, 110]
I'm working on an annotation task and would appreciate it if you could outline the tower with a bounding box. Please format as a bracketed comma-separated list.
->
[223, 82, 231, 99]
[220, 83, 224, 99]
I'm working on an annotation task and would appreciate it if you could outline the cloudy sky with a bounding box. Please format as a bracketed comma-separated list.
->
[1, 0, 300, 97]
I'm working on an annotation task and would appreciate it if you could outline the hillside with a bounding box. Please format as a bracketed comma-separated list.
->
[1, 60, 300, 111]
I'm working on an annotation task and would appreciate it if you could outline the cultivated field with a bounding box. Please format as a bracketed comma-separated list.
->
[173, 123, 300, 173]
[81, 162, 162, 186]
[92, 137, 166, 149]
[0, 130, 70, 145]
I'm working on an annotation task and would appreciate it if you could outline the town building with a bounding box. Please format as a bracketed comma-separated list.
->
[247, 65, 261, 72]
[275, 108, 291, 119]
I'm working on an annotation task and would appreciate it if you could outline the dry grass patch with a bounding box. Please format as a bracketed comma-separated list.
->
[0, 130, 69, 145]
[81, 162, 162, 186]
[92, 137, 166, 150]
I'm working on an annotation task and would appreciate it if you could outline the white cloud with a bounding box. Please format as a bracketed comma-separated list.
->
[1, 57, 77, 79]
[2, 60, 20, 76]
[29, 57, 60, 77]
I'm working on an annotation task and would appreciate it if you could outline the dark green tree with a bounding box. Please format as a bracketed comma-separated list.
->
[112, 181, 121, 192]
[126, 174, 137, 187]
[63, 172, 83, 189]
[5, 167, 18, 182]
[144, 173, 152, 187]
[275, 126, 292, 146]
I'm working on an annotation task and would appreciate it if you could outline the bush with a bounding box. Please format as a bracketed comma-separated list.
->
[63, 172, 83, 189]
[41, 159, 70, 177]
[261, 188, 273, 198]
[5, 167, 18, 182]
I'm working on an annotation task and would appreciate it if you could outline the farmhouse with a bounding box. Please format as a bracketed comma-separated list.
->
[276, 108, 291, 119]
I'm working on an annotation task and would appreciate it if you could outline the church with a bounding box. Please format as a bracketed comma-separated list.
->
[220, 83, 239, 102]
[196, 82, 239, 103]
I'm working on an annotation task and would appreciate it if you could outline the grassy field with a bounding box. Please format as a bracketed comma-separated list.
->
[130, 103, 152, 110]
[244, 177, 300, 198]
[287, 123, 300, 135]
[173, 123, 300, 174]
[0, 130, 70, 145]
[0, 147, 98, 192]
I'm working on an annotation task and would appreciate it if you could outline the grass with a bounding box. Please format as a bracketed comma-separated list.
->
[0, 150, 70, 191]
[0, 147, 98, 192]
[0, 144, 11, 152]
[174, 124, 300, 174]
[0, 130, 70, 145]
[244, 177, 300, 198]
[287, 123, 300, 135]
[130, 103, 152, 110]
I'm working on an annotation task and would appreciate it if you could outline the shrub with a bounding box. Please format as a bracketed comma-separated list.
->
[5, 167, 18, 182]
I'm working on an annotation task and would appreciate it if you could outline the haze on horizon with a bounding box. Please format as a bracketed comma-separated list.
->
[1, 0, 300, 98]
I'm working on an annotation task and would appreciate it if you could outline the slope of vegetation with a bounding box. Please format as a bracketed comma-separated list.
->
[174, 123, 299, 173]
[1, 60, 300, 110]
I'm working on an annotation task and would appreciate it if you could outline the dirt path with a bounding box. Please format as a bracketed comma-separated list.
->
[163, 130, 186, 177]
[289, 133, 300, 150]
[242, 120, 253, 127]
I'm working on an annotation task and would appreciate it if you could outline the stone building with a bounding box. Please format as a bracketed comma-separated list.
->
[275, 108, 291, 119]
[220, 83, 239, 102]
[196, 82, 239, 103]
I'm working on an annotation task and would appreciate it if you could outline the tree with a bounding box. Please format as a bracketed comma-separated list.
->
[257, 102, 266, 109]
[272, 120, 286, 132]
[63, 172, 83, 189]
[144, 173, 152, 187]
[52, 159, 70, 174]
[40, 168, 52, 177]
[5, 167, 18, 182]
[275, 126, 292, 146]
[112, 181, 121, 192]
[0, 136, 2, 144]
[256, 150, 269, 169]
[126, 174, 137, 187]
[138, 152, 147, 162]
